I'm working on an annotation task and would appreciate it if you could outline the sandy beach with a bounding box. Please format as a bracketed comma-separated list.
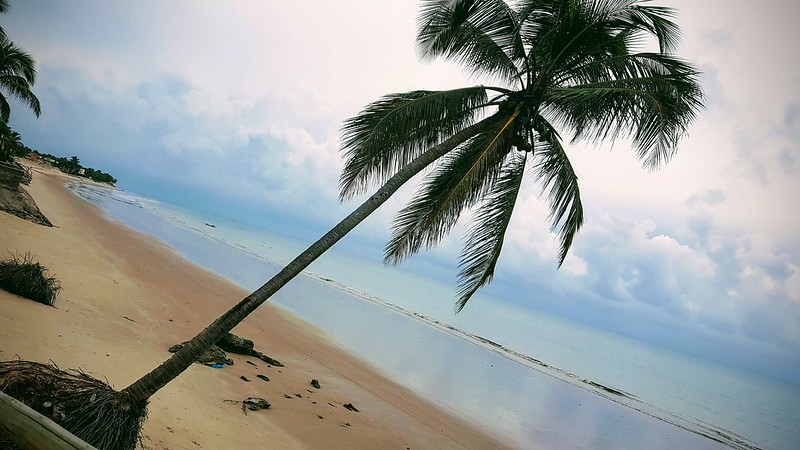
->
[0, 165, 513, 450]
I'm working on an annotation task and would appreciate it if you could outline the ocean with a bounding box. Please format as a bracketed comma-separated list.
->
[68, 182, 800, 450]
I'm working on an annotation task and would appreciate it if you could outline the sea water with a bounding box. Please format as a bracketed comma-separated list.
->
[68, 183, 800, 450]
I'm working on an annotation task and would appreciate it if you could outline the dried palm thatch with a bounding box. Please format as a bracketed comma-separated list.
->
[0, 253, 60, 306]
[0, 360, 147, 450]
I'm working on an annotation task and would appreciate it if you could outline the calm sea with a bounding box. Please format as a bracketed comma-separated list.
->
[68, 183, 799, 450]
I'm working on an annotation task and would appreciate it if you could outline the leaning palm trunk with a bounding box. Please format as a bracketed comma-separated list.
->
[0, 117, 498, 450]
[122, 116, 499, 402]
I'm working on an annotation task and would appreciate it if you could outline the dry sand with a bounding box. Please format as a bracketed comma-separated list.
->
[0, 166, 513, 450]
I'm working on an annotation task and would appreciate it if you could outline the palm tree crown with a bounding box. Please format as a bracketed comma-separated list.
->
[0, 33, 41, 123]
[339, 0, 703, 310]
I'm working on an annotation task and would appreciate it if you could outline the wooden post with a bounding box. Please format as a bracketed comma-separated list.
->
[0, 391, 97, 450]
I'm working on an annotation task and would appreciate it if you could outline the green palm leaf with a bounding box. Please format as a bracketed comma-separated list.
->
[544, 53, 702, 169]
[385, 111, 518, 263]
[417, 0, 523, 83]
[531, 119, 584, 266]
[0, 34, 41, 122]
[456, 150, 527, 311]
[339, 87, 491, 199]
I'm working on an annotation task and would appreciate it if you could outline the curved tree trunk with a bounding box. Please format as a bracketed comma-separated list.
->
[122, 115, 501, 402]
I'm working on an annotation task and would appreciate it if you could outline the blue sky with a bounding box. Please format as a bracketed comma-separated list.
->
[4, 1, 799, 382]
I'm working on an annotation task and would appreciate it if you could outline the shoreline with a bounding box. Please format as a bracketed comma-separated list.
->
[0, 166, 514, 449]
[310, 273, 758, 450]
[63, 167, 758, 450]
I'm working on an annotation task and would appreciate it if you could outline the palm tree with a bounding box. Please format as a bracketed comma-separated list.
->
[122, 0, 702, 404]
[1, 1, 703, 448]
[0, 33, 41, 123]
[0, 120, 21, 162]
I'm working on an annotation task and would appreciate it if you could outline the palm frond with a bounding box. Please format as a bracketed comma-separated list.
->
[385, 111, 518, 264]
[0, 35, 40, 121]
[339, 87, 490, 199]
[0, 75, 41, 121]
[617, 2, 681, 53]
[455, 150, 527, 311]
[0, 35, 37, 82]
[417, 0, 523, 83]
[543, 52, 702, 169]
[531, 119, 584, 266]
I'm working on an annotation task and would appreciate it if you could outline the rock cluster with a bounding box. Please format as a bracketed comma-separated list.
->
[167, 332, 283, 367]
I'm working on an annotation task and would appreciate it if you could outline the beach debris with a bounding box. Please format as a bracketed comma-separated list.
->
[0, 360, 146, 449]
[294, 393, 302, 398]
[216, 332, 284, 367]
[253, 351, 283, 367]
[242, 397, 270, 411]
[123, 315, 136, 322]
[246, 360, 257, 366]
[240, 375, 250, 382]
[310, 378, 321, 389]
[168, 342, 233, 367]
[317, 415, 324, 419]
[283, 394, 292, 399]
[225, 397, 271, 414]
[343, 403, 359, 412]
[211, 364, 224, 369]
[0, 252, 60, 306]
[204, 222, 216, 228]
[256, 374, 270, 382]
[217, 332, 255, 354]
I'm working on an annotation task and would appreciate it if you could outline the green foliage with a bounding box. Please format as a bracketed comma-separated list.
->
[341, 0, 704, 310]
[0, 31, 41, 123]
[0, 252, 61, 306]
[34, 151, 117, 185]
[0, 120, 20, 162]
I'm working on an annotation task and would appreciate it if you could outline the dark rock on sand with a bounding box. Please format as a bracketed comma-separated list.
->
[243, 397, 270, 411]
[256, 374, 270, 382]
[310, 379, 321, 389]
[343, 403, 359, 412]
[253, 351, 284, 367]
[240, 375, 250, 382]
[216, 332, 284, 367]
[168, 342, 233, 367]
[217, 332, 255, 354]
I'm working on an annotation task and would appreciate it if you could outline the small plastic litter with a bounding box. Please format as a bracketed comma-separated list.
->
[211, 364, 224, 369]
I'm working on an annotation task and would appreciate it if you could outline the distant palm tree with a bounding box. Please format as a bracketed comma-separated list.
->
[120, 0, 702, 411]
[0, 33, 41, 123]
[0, 120, 21, 162]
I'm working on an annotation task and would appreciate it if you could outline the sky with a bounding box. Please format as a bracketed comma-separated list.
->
[4, 1, 799, 382]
